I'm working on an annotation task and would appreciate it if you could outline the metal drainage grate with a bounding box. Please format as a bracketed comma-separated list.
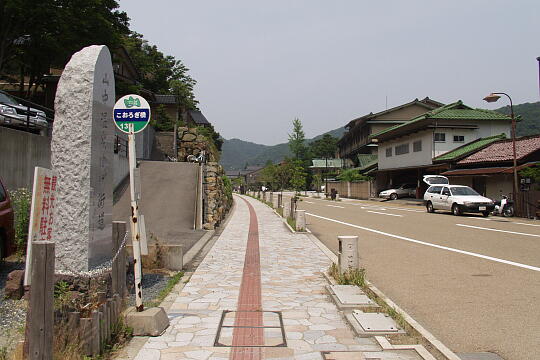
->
[214, 310, 287, 347]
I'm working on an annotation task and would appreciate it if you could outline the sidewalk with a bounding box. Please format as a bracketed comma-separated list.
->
[116, 194, 424, 360]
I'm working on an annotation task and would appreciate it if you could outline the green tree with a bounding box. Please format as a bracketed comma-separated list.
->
[337, 169, 372, 182]
[309, 134, 338, 158]
[151, 104, 174, 131]
[260, 162, 278, 189]
[0, 0, 129, 97]
[290, 160, 307, 193]
[288, 118, 308, 160]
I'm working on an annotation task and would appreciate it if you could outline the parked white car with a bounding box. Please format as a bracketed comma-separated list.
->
[379, 183, 416, 200]
[424, 184, 495, 216]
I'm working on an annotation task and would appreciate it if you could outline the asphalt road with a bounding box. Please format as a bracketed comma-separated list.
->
[296, 195, 540, 360]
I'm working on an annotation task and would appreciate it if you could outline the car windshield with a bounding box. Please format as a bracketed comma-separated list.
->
[451, 187, 480, 196]
[0, 93, 19, 106]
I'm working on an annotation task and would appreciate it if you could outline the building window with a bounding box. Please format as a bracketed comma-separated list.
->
[434, 133, 446, 142]
[413, 140, 422, 152]
[395, 143, 409, 155]
[453, 135, 465, 143]
[386, 147, 392, 157]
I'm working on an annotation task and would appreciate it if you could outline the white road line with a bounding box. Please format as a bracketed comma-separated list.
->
[306, 212, 540, 272]
[327, 205, 345, 209]
[304, 201, 315, 204]
[513, 222, 540, 227]
[366, 210, 403, 217]
[456, 224, 540, 237]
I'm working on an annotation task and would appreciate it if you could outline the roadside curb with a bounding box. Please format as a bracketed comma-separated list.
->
[307, 227, 461, 360]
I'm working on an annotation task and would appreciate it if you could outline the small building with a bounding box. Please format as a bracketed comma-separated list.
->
[370, 101, 512, 196]
[151, 94, 179, 124]
[441, 135, 540, 199]
[185, 110, 211, 127]
[309, 158, 345, 176]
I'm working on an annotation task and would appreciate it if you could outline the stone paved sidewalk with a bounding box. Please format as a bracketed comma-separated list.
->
[115, 194, 385, 360]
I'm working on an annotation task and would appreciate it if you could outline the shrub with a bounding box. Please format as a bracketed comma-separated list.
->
[9, 188, 31, 255]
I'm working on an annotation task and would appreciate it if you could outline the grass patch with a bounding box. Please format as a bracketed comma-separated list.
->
[146, 271, 184, 308]
[286, 217, 296, 230]
[328, 263, 365, 287]
[276, 207, 283, 217]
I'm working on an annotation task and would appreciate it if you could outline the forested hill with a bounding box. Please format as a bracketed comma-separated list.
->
[495, 101, 540, 136]
[220, 126, 345, 170]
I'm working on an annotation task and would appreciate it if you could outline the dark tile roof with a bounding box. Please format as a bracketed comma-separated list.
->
[458, 135, 540, 164]
[433, 134, 507, 162]
[153, 94, 177, 104]
[188, 110, 211, 125]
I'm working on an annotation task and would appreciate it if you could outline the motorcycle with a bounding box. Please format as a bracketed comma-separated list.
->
[492, 196, 514, 217]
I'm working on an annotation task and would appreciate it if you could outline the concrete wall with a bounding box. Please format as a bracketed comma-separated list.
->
[0, 127, 51, 190]
[0, 125, 154, 191]
[326, 181, 373, 199]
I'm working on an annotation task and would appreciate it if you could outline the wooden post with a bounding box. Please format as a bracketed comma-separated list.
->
[91, 311, 100, 355]
[112, 221, 127, 297]
[27, 241, 55, 360]
[80, 318, 92, 356]
[67, 312, 81, 341]
[98, 304, 106, 350]
[106, 298, 113, 341]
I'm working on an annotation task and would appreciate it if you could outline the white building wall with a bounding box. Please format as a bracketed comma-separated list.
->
[378, 120, 510, 170]
[378, 130, 433, 170]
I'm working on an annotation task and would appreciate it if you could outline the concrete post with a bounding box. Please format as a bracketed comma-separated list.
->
[269, 192, 274, 206]
[272, 195, 279, 209]
[338, 236, 359, 273]
[283, 201, 291, 219]
[296, 210, 306, 231]
[336, 193, 340, 201]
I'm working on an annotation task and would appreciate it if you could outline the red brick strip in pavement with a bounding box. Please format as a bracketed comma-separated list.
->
[230, 198, 264, 359]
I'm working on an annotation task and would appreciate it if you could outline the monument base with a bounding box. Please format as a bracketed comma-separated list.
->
[124, 306, 169, 336]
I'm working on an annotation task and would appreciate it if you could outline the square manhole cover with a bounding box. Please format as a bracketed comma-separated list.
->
[330, 285, 374, 305]
[214, 310, 286, 347]
[352, 311, 399, 333]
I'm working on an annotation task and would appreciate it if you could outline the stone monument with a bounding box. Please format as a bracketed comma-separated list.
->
[51, 45, 115, 272]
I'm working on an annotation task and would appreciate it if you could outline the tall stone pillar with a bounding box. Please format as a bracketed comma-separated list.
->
[51, 45, 115, 272]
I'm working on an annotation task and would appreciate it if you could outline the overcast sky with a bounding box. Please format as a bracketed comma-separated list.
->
[119, 1, 540, 145]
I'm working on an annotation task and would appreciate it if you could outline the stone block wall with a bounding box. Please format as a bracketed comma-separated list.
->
[203, 162, 231, 230]
[176, 127, 230, 230]
[177, 127, 219, 162]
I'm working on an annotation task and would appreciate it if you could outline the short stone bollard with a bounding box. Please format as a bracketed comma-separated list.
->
[336, 194, 340, 201]
[337, 235, 359, 273]
[296, 210, 306, 231]
[283, 201, 291, 219]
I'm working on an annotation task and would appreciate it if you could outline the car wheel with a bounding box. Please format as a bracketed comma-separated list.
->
[452, 204, 461, 216]
[426, 201, 434, 213]
[482, 211, 490, 217]
[390, 193, 398, 200]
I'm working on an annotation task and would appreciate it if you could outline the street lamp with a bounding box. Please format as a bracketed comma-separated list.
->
[483, 92, 518, 213]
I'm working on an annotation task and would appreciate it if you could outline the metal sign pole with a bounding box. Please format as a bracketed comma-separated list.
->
[128, 123, 144, 311]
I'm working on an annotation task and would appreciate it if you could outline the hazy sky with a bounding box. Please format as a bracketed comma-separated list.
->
[119, 1, 540, 145]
